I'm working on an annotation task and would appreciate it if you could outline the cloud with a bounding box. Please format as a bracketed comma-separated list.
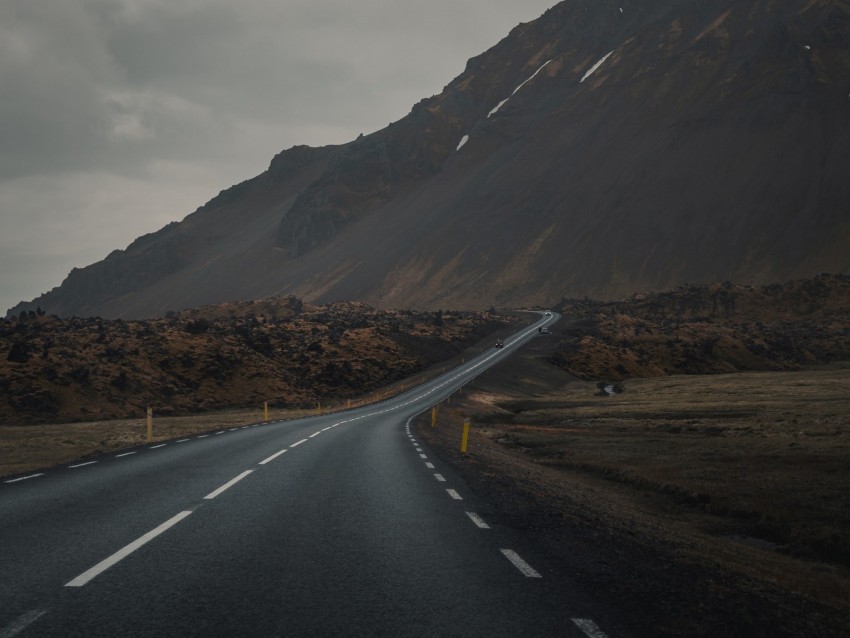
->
[0, 0, 556, 313]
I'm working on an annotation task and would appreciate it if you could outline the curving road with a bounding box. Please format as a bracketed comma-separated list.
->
[0, 312, 626, 637]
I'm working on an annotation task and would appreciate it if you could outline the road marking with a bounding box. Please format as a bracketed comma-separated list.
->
[500, 549, 542, 578]
[321, 426, 332, 431]
[214, 431, 225, 435]
[419, 454, 427, 459]
[425, 462, 434, 469]
[66, 511, 193, 587]
[150, 444, 167, 449]
[0, 609, 48, 638]
[447, 489, 462, 500]
[572, 619, 609, 638]
[197, 435, 209, 439]
[290, 439, 308, 448]
[259, 449, 288, 465]
[308, 431, 321, 438]
[176, 439, 190, 443]
[466, 512, 490, 529]
[204, 470, 254, 500]
[115, 452, 136, 458]
[68, 461, 97, 469]
[3, 473, 45, 484]
[434, 473, 446, 482]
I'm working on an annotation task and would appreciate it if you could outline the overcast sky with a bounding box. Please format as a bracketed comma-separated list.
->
[0, 0, 556, 315]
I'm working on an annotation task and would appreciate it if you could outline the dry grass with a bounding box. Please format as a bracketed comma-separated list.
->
[425, 365, 850, 614]
[0, 370, 437, 478]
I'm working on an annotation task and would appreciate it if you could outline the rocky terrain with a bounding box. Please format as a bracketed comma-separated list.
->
[1, 297, 514, 425]
[550, 273, 850, 382]
[10, 0, 850, 318]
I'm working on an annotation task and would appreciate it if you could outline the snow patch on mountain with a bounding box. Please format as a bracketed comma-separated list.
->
[488, 59, 554, 118]
[580, 51, 615, 83]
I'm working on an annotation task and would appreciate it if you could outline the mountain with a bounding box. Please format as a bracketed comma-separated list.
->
[10, 0, 850, 319]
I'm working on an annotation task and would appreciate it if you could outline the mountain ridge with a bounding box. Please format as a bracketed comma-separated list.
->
[10, 0, 850, 319]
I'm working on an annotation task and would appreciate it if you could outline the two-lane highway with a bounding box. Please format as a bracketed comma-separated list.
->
[0, 312, 625, 637]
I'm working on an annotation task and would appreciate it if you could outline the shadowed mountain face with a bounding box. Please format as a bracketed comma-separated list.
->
[11, 0, 850, 319]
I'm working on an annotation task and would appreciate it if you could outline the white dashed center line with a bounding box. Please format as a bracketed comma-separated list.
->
[425, 462, 434, 469]
[446, 489, 462, 500]
[465, 512, 490, 529]
[572, 619, 609, 638]
[68, 462, 97, 469]
[500, 549, 541, 578]
[290, 439, 308, 448]
[204, 470, 254, 500]
[433, 473, 446, 482]
[66, 510, 193, 587]
[259, 449, 288, 465]
[115, 452, 136, 458]
[149, 444, 167, 449]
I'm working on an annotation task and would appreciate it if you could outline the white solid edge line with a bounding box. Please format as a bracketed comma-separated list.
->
[203, 470, 254, 500]
[4, 473, 45, 484]
[446, 489, 462, 500]
[259, 449, 288, 465]
[0, 609, 48, 638]
[572, 618, 609, 638]
[66, 511, 193, 587]
[500, 549, 542, 578]
[290, 438, 308, 448]
[465, 511, 490, 529]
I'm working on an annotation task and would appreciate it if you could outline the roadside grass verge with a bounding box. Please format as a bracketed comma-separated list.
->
[420, 365, 850, 615]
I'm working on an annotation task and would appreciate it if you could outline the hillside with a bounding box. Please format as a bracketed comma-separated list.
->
[9, 0, 850, 318]
[550, 273, 850, 381]
[1, 298, 514, 425]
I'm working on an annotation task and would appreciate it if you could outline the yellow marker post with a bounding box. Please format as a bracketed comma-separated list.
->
[317, 401, 322, 416]
[431, 406, 437, 428]
[146, 406, 153, 442]
[264, 401, 269, 422]
[460, 418, 471, 453]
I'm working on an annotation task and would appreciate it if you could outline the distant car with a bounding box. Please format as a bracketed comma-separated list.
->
[545, 311, 552, 316]
[540, 327, 551, 334]
[495, 340, 504, 348]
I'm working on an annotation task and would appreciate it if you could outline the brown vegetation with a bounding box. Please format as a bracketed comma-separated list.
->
[1, 297, 515, 425]
[551, 274, 850, 381]
[414, 275, 850, 635]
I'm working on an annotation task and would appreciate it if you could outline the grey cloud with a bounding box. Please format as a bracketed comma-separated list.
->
[0, 0, 556, 313]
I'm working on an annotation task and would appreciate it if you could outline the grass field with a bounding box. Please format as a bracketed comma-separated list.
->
[423, 364, 850, 617]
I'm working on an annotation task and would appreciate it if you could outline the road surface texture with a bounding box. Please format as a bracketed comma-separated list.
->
[1, 313, 628, 637]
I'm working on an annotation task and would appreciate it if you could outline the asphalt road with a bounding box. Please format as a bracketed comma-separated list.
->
[0, 312, 627, 637]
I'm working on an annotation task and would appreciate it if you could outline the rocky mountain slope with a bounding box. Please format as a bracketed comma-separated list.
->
[10, 0, 850, 319]
[1, 298, 513, 424]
